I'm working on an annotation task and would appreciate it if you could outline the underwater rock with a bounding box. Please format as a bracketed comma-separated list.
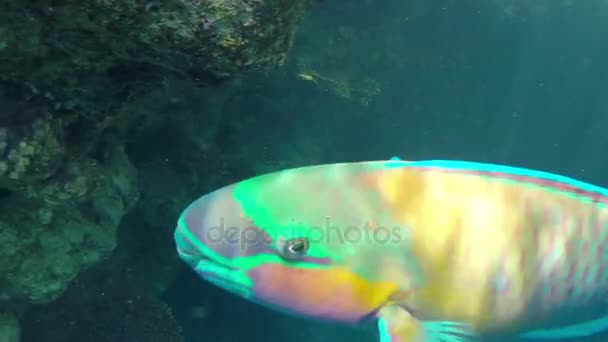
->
[0, 0, 317, 109]
[0, 78, 140, 309]
[0, 0, 319, 338]
[0, 0, 320, 179]
[0, 146, 139, 306]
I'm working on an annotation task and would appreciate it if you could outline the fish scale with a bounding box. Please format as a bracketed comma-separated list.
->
[518, 194, 608, 322]
[433, 164, 608, 332]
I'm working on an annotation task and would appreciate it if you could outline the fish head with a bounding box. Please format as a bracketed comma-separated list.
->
[174, 163, 412, 324]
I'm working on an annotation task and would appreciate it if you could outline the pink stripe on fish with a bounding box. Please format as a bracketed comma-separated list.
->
[412, 166, 608, 205]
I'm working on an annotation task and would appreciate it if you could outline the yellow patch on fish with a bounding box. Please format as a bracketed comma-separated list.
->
[255, 263, 400, 315]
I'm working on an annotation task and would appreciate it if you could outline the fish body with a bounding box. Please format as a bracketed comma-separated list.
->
[174, 159, 608, 341]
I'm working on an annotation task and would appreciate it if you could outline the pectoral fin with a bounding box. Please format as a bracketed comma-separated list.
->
[377, 302, 424, 341]
[376, 303, 479, 342]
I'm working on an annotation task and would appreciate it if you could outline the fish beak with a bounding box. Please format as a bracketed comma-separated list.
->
[174, 189, 256, 298]
[174, 226, 203, 268]
[175, 224, 254, 297]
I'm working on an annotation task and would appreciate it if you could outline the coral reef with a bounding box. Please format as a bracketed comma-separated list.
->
[0, 116, 63, 184]
[0, 81, 140, 325]
[0, 0, 317, 124]
[0, 85, 64, 188]
[0, 145, 139, 306]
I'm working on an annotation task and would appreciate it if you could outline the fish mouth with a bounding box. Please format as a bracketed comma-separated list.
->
[194, 258, 252, 297]
[174, 226, 253, 297]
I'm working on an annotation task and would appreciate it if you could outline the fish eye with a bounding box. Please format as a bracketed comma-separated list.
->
[280, 237, 309, 261]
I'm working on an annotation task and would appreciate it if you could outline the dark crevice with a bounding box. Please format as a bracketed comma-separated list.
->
[0, 187, 12, 199]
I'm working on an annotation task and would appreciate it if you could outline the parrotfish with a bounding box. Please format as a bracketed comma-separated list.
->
[174, 159, 608, 342]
